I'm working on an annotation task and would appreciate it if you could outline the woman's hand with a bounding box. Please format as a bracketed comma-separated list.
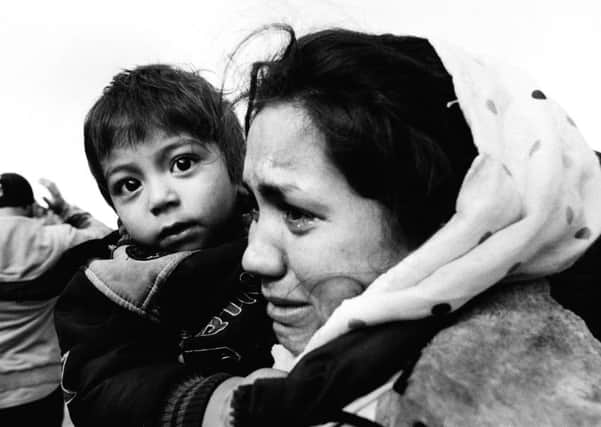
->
[202, 369, 287, 427]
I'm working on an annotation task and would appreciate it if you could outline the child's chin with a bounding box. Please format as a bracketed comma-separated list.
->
[163, 239, 205, 252]
[159, 226, 206, 252]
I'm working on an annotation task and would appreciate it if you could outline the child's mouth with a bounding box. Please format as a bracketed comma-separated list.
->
[159, 221, 202, 250]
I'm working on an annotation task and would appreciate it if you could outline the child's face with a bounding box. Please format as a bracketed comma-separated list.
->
[103, 131, 238, 252]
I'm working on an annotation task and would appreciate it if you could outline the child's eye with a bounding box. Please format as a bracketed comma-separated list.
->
[112, 178, 141, 197]
[283, 207, 317, 235]
[171, 156, 197, 174]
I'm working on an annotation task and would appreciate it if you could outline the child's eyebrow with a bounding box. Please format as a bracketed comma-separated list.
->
[161, 137, 206, 153]
[157, 137, 211, 162]
[104, 162, 138, 181]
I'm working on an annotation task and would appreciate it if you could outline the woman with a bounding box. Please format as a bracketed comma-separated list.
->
[205, 28, 601, 426]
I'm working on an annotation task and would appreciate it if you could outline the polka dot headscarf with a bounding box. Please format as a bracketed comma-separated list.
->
[288, 37, 601, 365]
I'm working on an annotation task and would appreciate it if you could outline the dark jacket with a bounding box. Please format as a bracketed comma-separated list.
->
[55, 236, 275, 427]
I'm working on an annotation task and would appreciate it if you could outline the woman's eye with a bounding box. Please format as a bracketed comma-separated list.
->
[171, 156, 196, 173]
[284, 207, 317, 234]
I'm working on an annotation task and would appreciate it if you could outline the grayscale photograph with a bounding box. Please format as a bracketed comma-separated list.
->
[1, 1, 600, 426]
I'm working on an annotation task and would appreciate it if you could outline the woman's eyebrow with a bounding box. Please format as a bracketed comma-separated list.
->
[263, 181, 300, 195]
[253, 182, 300, 205]
[246, 179, 329, 213]
[244, 176, 300, 195]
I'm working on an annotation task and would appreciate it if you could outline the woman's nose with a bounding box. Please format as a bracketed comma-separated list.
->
[242, 221, 285, 279]
[148, 179, 179, 216]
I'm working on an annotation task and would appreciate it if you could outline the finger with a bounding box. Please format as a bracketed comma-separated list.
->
[40, 179, 60, 196]
[39, 178, 53, 190]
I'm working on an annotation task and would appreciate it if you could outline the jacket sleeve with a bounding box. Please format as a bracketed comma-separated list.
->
[43, 204, 113, 252]
[55, 269, 233, 427]
[230, 317, 448, 427]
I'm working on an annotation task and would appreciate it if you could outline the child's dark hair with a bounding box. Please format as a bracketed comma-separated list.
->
[85, 64, 244, 206]
[242, 26, 477, 246]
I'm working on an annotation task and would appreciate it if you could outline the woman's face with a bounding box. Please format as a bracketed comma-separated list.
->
[242, 103, 408, 355]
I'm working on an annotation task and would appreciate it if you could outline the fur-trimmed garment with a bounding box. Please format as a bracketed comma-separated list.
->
[375, 281, 601, 426]
[230, 264, 601, 426]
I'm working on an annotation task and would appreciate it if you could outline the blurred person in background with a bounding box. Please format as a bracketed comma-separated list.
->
[0, 173, 111, 427]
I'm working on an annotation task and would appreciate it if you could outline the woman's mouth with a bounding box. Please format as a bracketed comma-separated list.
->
[265, 298, 312, 325]
[265, 298, 322, 355]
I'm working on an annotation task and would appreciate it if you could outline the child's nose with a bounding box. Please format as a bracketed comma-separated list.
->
[148, 180, 179, 216]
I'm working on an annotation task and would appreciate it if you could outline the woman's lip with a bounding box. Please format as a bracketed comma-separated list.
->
[266, 301, 311, 325]
[264, 295, 307, 307]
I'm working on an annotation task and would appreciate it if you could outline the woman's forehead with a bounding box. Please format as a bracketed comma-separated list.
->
[244, 104, 330, 182]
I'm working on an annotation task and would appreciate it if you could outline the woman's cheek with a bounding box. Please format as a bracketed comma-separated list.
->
[308, 276, 365, 321]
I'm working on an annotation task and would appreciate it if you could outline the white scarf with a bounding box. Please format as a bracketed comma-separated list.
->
[276, 38, 601, 369]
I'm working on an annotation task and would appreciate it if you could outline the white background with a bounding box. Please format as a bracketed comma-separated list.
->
[1, 0, 599, 226]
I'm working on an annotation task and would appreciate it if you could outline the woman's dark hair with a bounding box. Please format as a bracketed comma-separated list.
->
[242, 26, 477, 246]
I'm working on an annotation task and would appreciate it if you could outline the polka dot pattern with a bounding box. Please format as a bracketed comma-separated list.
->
[297, 39, 601, 366]
[431, 303, 451, 316]
[566, 206, 574, 225]
[575, 227, 592, 240]
[529, 140, 541, 157]
[348, 319, 367, 330]
[532, 90, 547, 99]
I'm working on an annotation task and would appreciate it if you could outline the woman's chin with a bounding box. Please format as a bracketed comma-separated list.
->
[273, 323, 314, 357]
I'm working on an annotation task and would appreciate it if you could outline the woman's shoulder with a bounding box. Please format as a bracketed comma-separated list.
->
[376, 280, 601, 426]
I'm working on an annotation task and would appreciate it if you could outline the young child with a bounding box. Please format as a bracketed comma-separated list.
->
[54, 64, 276, 426]
[0, 174, 110, 427]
